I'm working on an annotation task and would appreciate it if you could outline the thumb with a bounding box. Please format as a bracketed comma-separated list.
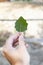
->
[19, 34, 25, 46]
[19, 35, 28, 55]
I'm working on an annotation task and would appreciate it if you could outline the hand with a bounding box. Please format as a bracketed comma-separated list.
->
[2, 33, 30, 65]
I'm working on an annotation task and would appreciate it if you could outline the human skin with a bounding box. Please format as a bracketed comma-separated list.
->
[2, 33, 30, 65]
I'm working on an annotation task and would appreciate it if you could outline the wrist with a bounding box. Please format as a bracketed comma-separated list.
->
[12, 62, 23, 65]
[12, 59, 23, 65]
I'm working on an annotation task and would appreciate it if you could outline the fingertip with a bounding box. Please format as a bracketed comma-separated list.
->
[19, 35, 24, 41]
[25, 44, 29, 48]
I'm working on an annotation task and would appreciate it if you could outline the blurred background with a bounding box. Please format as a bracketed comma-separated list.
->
[0, 1, 43, 65]
[0, 0, 43, 2]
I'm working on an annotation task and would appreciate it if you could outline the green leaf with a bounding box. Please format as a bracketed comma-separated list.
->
[15, 16, 28, 32]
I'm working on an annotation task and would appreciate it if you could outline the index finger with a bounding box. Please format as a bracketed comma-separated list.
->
[5, 33, 20, 47]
